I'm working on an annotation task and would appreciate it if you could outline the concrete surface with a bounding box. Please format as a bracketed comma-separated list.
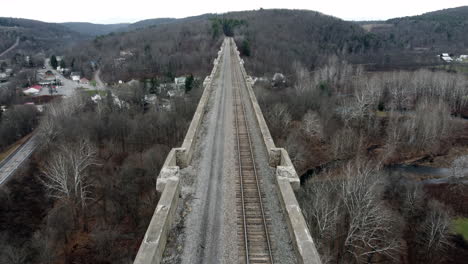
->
[134, 179, 181, 264]
[277, 178, 322, 264]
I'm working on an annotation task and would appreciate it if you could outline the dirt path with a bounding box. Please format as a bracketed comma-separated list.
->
[0, 37, 19, 57]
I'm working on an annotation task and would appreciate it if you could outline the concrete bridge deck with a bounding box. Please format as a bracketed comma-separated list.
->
[134, 38, 321, 264]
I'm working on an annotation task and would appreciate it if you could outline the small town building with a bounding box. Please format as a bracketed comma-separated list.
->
[442, 56, 453, 62]
[174, 76, 186, 89]
[45, 70, 54, 77]
[440, 53, 453, 62]
[0, 73, 8, 82]
[71, 72, 81, 82]
[80, 78, 89, 84]
[23, 85, 42, 95]
[119, 50, 134, 57]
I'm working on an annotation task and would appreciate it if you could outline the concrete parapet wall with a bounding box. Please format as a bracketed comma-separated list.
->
[135, 39, 228, 264]
[230, 38, 321, 264]
[134, 179, 180, 264]
[277, 178, 322, 264]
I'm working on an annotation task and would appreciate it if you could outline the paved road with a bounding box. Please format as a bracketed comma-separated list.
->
[94, 69, 105, 88]
[0, 134, 38, 186]
[0, 37, 19, 57]
[38, 59, 105, 97]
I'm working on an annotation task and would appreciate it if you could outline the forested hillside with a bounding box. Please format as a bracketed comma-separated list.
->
[61, 18, 177, 36]
[60, 22, 130, 36]
[0, 17, 83, 54]
[362, 6, 468, 53]
[64, 9, 375, 83]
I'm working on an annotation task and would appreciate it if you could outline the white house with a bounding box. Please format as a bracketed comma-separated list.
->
[174, 77, 186, 89]
[0, 73, 8, 82]
[441, 54, 453, 62]
[442, 56, 453, 62]
[71, 72, 81, 82]
[23, 87, 41, 95]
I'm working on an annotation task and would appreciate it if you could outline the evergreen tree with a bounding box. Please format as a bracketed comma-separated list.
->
[50, 55, 58, 69]
[185, 74, 194, 93]
[241, 39, 251, 57]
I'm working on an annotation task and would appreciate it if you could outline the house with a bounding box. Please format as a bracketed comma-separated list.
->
[23, 85, 42, 95]
[119, 50, 134, 57]
[440, 53, 453, 62]
[0, 73, 8, 82]
[71, 72, 81, 82]
[174, 76, 186, 89]
[80, 78, 89, 84]
[457, 55, 468, 62]
[442, 56, 453, 62]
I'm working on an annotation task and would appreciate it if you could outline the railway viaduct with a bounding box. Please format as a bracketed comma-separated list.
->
[134, 38, 322, 264]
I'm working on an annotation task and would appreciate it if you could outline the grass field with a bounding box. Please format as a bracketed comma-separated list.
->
[453, 218, 468, 241]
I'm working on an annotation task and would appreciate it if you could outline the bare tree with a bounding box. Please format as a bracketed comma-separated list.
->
[301, 110, 323, 139]
[39, 139, 97, 210]
[417, 200, 452, 264]
[338, 162, 401, 263]
[0, 245, 28, 264]
[450, 156, 468, 181]
[300, 162, 402, 263]
[265, 103, 291, 138]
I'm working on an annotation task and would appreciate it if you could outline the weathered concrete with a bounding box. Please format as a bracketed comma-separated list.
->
[134, 179, 180, 264]
[135, 39, 227, 264]
[277, 178, 322, 264]
[231, 38, 321, 264]
[155, 148, 179, 192]
[275, 148, 301, 190]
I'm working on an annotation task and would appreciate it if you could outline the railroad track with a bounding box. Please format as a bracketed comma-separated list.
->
[231, 43, 274, 264]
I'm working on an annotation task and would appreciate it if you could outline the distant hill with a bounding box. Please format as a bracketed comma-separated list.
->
[61, 22, 130, 36]
[61, 18, 177, 36]
[361, 6, 468, 53]
[64, 9, 374, 82]
[126, 18, 177, 31]
[0, 17, 83, 55]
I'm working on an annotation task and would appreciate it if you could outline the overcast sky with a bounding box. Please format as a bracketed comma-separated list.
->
[1, 0, 467, 24]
